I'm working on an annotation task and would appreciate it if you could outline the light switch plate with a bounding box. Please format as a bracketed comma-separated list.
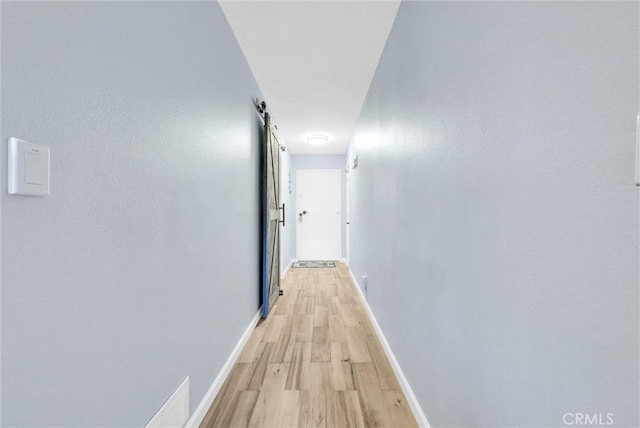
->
[8, 137, 50, 196]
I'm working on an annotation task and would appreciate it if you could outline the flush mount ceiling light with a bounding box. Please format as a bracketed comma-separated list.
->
[307, 134, 328, 145]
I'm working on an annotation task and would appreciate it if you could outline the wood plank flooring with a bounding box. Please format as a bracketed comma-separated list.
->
[200, 263, 417, 428]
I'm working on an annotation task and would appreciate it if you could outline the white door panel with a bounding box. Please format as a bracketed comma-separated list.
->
[296, 170, 341, 260]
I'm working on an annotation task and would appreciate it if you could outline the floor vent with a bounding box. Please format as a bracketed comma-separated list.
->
[145, 377, 190, 428]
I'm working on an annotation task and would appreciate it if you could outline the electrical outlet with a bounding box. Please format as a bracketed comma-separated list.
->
[361, 275, 368, 298]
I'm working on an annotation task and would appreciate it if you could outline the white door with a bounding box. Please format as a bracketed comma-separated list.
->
[345, 165, 350, 265]
[296, 169, 341, 260]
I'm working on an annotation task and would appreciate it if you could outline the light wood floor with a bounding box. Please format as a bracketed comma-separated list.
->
[200, 263, 417, 428]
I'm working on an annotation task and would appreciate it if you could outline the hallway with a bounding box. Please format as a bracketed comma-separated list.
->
[200, 264, 417, 427]
[1, 1, 638, 426]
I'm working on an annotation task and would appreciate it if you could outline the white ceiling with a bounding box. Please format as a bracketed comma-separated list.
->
[220, 1, 400, 155]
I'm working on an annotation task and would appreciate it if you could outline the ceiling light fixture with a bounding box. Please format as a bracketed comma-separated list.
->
[307, 134, 328, 145]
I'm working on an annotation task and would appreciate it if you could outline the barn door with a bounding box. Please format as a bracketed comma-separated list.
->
[262, 112, 282, 318]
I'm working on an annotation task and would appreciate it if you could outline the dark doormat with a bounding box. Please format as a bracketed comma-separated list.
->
[292, 260, 336, 268]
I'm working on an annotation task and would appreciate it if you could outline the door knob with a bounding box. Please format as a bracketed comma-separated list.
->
[299, 210, 309, 216]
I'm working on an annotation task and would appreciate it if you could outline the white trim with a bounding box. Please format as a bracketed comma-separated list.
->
[346, 268, 431, 428]
[185, 308, 262, 427]
[339, 257, 348, 265]
[281, 258, 297, 279]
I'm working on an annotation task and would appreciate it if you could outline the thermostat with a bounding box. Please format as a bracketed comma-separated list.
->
[8, 137, 50, 196]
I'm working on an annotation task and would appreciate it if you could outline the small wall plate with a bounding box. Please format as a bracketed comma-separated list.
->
[8, 137, 50, 196]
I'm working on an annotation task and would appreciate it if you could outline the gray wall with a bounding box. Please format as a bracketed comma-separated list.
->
[347, 2, 639, 427]
[291, 155, 347, 260]
[1, 2, 262, 426]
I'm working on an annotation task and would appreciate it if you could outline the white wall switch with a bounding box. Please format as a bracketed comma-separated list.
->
[8, 138, 50, 196]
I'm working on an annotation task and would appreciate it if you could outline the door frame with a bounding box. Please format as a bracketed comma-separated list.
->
[295, 168, 342, 260]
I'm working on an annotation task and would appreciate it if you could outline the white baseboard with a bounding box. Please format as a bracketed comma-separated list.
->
[346, 268, 431, 428]
[339, 257, 348, 265]
[281, 258, 297, 279]
[184, 307, 262, 427]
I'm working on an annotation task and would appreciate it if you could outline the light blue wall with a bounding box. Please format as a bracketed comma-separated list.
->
[1, 2, 262, 426]
[291, 155, 347, 260]
[348, 2, 639, 426]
